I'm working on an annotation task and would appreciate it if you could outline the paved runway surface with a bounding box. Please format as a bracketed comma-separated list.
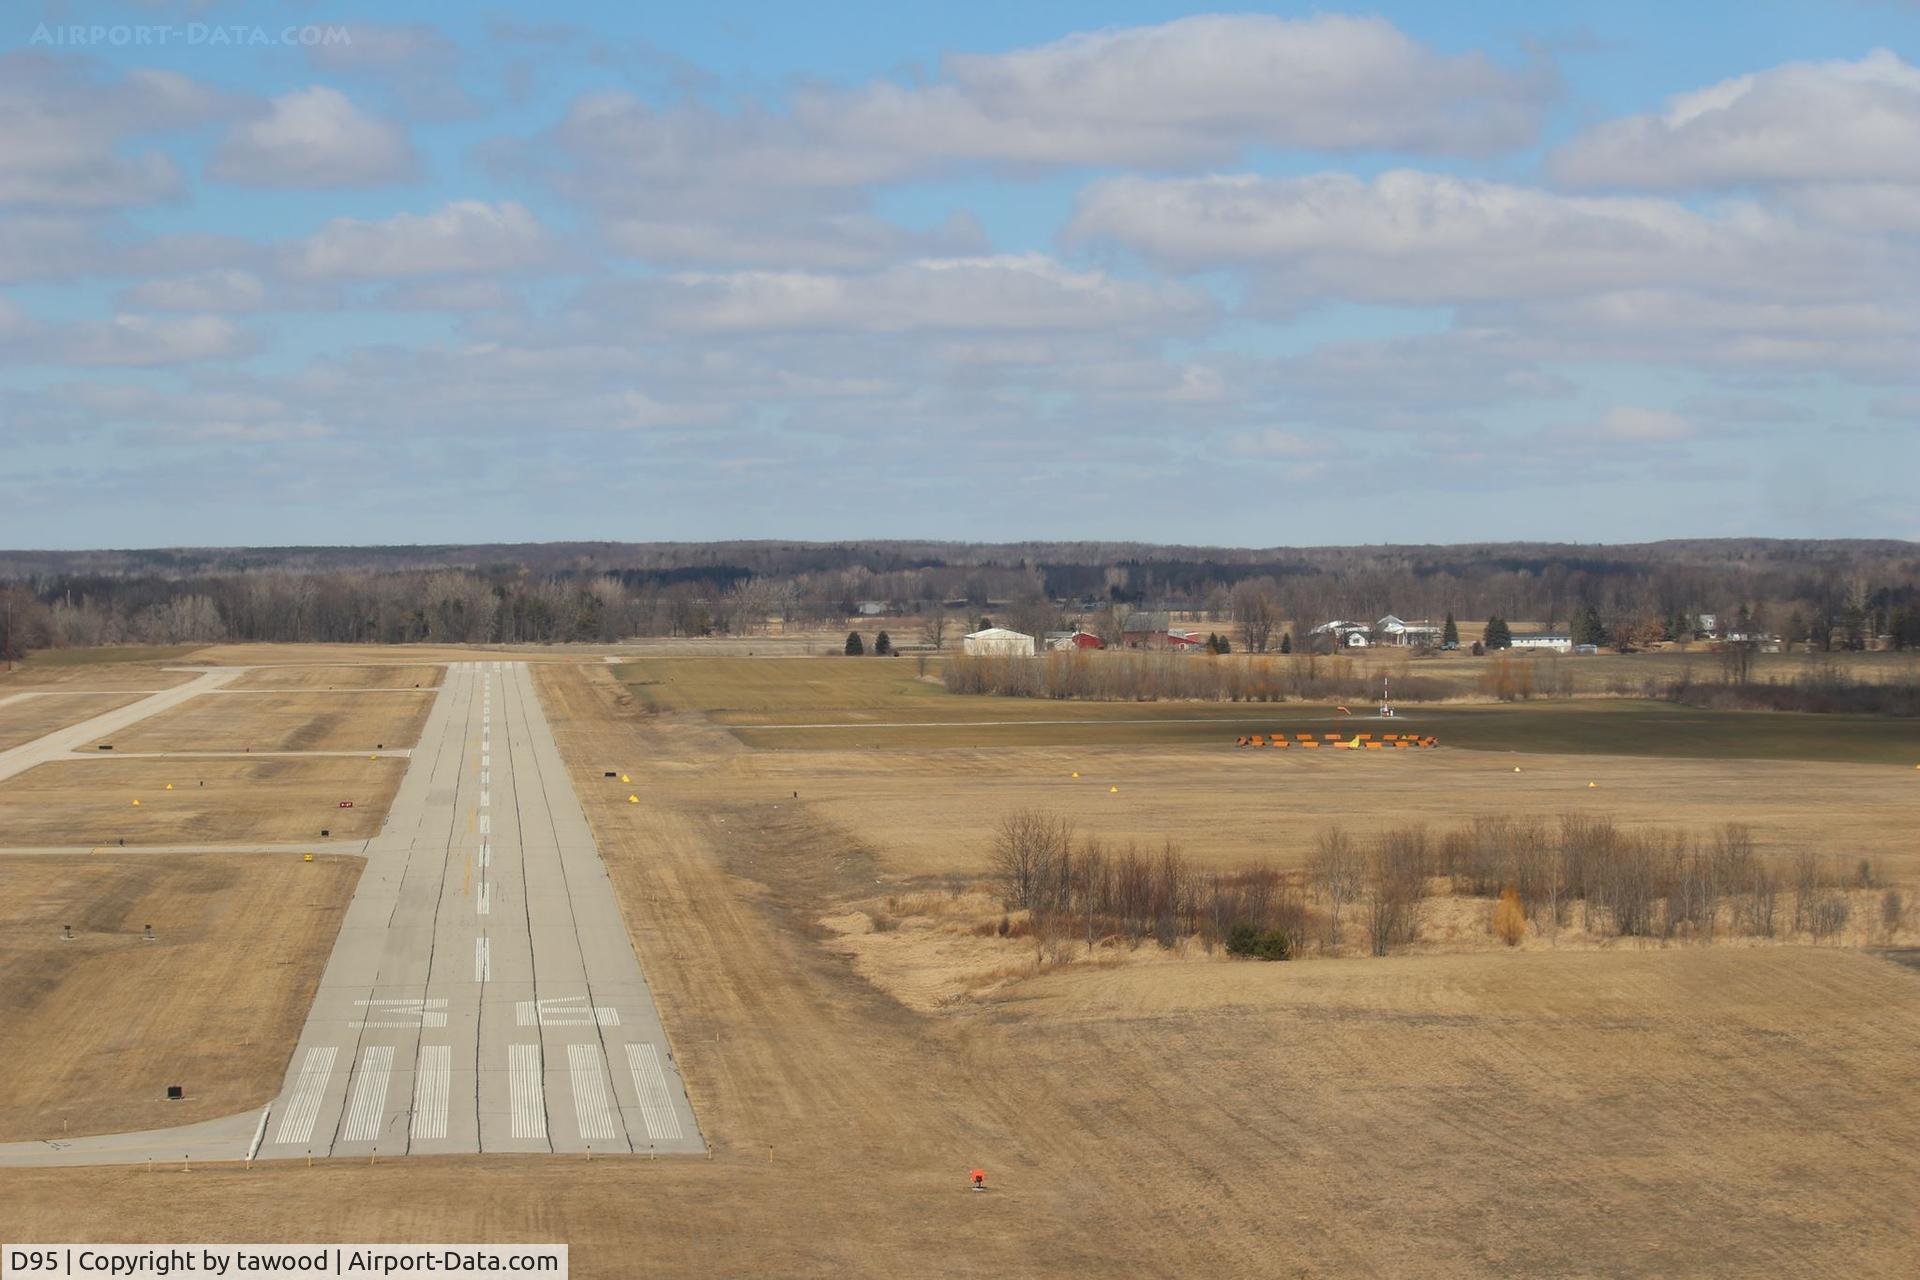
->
[0, 660, 702, 1164]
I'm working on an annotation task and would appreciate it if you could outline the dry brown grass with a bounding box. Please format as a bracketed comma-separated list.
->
[0, 663, 199, 692]
[0, 756, 404, 845]
[83, 691, 434, 753]
[0, 693, 146, 751]
[225, 664, 444, 691]
[0, 853, 359, 1140]
[5, 662, 1918, 1278]
[738, 743, 1920, 880]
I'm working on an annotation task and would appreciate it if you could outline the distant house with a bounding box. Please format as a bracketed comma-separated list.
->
[1374, 615, 1443, 647]
[855, 600, 887, 616]
[1510, 632, 1572, 653]
[1310, 620, 1372, 649]
[1121, 611, 1170, 648]
[962, 627, 1035, 657]
[1045, 630, 1105, 651]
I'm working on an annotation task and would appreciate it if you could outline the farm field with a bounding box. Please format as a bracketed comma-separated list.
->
[82, 689, 435, 754]
[0, 853, 359, 1141]
[0, 692, 146, 751]
[0, 756, 404, 846]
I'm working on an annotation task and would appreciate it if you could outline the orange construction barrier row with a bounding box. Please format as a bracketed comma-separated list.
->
[1235, 733, 1440, 750]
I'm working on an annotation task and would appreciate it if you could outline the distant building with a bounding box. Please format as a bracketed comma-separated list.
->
[1510, 632, 1572, 653]
[962, 627, 1035, 657]
[1045, 630, 1105, 651]
[1374, 615, 1442, 647]
[855, 600, 887, 616]
[1310, 620, 1372, 649]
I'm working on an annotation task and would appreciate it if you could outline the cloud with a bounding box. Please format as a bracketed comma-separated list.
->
[0, 313, 254, 367]
[1066, 170, 1901, 305]
[212, 87, 416, 187]
[602, 209, 988, 271]
[1549, 49, 1920, 189]
[291, 200, 552, 279]
[306, 23, 477, 119]
[0, 53, 218, 209]
[1591, 407, 1695, 442]
[626, 255, 1212, 336]
[120, 269, 268, 312]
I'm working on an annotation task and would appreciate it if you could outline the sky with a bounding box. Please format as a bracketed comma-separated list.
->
[1, 0, 1916, 550]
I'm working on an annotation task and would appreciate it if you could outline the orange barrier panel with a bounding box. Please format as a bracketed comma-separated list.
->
[1393, 740, 1409, 748]
[1296, 733, 1314, 741]
[1303, 740, 1320, 749]
[1272, 740, 1289, 749]
[1323, 733, 1341, 740]
[1365, 741, 1384, 750]
[1235, 736, 1249, 746]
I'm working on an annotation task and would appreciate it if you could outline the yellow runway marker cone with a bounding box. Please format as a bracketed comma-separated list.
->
[1588, 781, 1598, 788]
[165, 783, 173, 790]
[304, 853, 314, 863]
[1108, 785, 1118, 794]
[621, 774, 631, 783]
[628, 794, 639, 804]
[131, 798, 140, 806]
[1071, 771, 1080, 779]
[1513, 767, 1521, 773]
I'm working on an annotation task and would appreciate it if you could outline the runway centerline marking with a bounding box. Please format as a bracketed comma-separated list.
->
[477, 882, 491, 915]
[474, 935, 491, 982]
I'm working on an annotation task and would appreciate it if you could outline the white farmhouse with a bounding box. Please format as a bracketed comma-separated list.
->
[1510, 632, 1572, 653]
[962, 627, 1036, 656]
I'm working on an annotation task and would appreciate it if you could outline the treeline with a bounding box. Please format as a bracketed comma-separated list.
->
[1660, 666, 1920, 717]
[989, 808, 1899, 959]
[944, 651, 1453, 703]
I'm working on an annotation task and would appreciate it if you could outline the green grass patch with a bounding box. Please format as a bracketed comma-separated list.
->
[19, 645, 202, 668]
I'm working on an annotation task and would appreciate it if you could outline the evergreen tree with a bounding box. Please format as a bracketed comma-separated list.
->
[1279, 632, 1293, 654]
[1575, 605, 1608, 648]
[1216, 633, 1231, 654]
[874, 630, 892, 656]
[845, 631, 864, 656]
[1484, 616, 1512, 650]
[1442, 612, 1459, 647]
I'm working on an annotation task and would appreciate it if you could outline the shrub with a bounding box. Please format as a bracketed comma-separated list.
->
[1225, 922, 1259, 957]
[1253, 928, 1293, 961]
[1492, 888, 1527, 946]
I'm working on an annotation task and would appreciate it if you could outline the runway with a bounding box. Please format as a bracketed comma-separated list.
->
[0, 660, 702, 1165]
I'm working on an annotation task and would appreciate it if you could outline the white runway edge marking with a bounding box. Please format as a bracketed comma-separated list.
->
[478, 882, 492, 915]
[510, 1044, 546, 1140]
[412, 1045, 450, 1142]
[568, 1043, 619, 1141]
[516, 996, 619, 1027]
[342, 1044, 394, 1143]
[474, 935, 491, 982]
[625, 1043, 684, 1141]
[274, 1046, 336, 1145]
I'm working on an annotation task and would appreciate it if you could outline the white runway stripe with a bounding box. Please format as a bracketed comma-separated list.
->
[481, 770, 490, 785]
[342, 1044, 394, 1143]
[480, 790, 489, 808]
[274, 1046, 335, 1145]
[412, 1045, 450, 1141]
[479, 841, 490, 868]
[626, 1043, 684, 1141]
[568, 1043, 618, 1141]
[478, 882, 491, 915]
[474, 935, 491, 981]
[510, 1044, 546, 1140]
[478, 815, 490, 835]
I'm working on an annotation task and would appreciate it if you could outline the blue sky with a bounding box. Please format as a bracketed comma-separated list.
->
[1, 1, 1915, 548]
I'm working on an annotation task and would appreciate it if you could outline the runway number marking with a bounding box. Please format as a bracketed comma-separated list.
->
[412, 1045, 450, 1142]
[342, 1044, 394, 1142]
[274, 1046, 336, 1145]
[510, 1044, 546, 1140]
[568, 1043, 619, 1141]
[626, 1043, 684, 1141]
[351, 997, 448, 1028]
[516, 995, 619, 1027]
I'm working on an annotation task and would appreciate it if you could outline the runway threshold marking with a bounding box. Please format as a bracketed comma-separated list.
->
[626, 1043, 684, 1141]
[274, 1046, 336, 1145]
[510, 1044, 546, 1141]
[342, 1044, 394, 1142]
[568, 1044, 619, 1141]
[411, 1045, 450, 1142]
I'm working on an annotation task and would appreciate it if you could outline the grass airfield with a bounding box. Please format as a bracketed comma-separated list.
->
[0, 646, 1916, 1277]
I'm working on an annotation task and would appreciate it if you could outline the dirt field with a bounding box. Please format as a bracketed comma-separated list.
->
[0, 756, 404, 846]
[0, 853, 359, 1140]
[226, 664, 444, 691]
[0, 692, 146, 751]
[5, 662, 1915, 1278]
[82, 690, 434, 754]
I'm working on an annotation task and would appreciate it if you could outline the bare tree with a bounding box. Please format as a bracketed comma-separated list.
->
[922, 605, 949, 651]
[990, 808, 1074, 913]
[1230, 579, 1277, 654]
[1308, 826, 1363, 949]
